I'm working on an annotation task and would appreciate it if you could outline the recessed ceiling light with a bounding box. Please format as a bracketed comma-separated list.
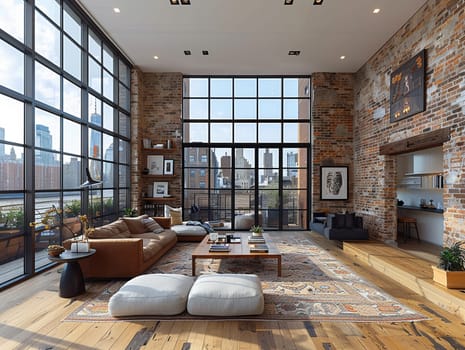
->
[340, 55, 346, 60]
[153, 55, 159, 60]
[289, 50, 301, 56]
[373, 8, 380, 14]
[113, 7, 120, 13]
[284, 0, 293, 5]
[184, 50, 191, 55]
[170, 0, 180, 4]
[313, 0, 323, 5]
[202, 50, 209, 55]
[180, 0, 191, 4]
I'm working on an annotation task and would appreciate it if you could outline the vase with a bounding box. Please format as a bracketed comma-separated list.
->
[71, 241, 90, 253]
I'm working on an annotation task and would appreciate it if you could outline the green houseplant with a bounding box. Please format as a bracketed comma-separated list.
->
[432, 240, 465, 288]
[250, 225, 263, 237]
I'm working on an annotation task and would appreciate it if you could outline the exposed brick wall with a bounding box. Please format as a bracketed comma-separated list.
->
[311, 73, 355, 215]
[130, 71, 183, 213]
[353, 0, 465, 243]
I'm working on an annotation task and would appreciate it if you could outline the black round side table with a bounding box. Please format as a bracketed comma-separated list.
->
[48, 249, 96, 298]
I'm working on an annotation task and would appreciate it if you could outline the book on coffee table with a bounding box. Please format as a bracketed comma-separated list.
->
[249, 244, 269, 253]
[248, 236, 266, 244]
[209, 244, 230, 252]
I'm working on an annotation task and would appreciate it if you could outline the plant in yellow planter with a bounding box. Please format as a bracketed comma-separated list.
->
[432, 240, 465, 288]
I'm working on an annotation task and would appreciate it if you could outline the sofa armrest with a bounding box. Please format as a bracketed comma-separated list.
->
[63, 238, 144, 278]
[153, 217, 171, 229]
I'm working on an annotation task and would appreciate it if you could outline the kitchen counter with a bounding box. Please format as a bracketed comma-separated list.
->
[397, 205, 443, 214]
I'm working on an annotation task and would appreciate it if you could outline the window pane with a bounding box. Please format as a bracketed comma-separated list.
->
[184, 123, 208, 143]
[284, 99, 309, 120]
[118, 60, 130, 86]
[88, 30, 101, 62]
[0, 94, 23, 144]
[119, 165, 128, 187]
[185, 99, 208, 120]
[284, 123, 309, 143]
[103, 162, 113, 187]
[35, 61, 60, 109]
[35, 11, 60, 66]
[103, 70, 113, 101]
[119, 112, 130, 137]
[0, 146, 24, 190]
[103, 189, 114, 214]
[210, 99, 232, 119]
[234, 78, 256, 97]
[211, 78, 232, 97]
[234, 99, 256, 119]
[35, 0, 60, 25]
[118, 83, 130, 111]
[234, 123, 256, 143]
[63, 118, 81, 155]
[89, 128, 101, 158]
[258, 123, 281, 143]
[103, 134, 113, 161]
[103, 102, 114, 131]
[119, 189, 128, 211]
[88, 57, 101, 93]
[89, 95, 102, 126]
[186, 78, 208, 97]
[283, 148, 307, 168]
[258, 99, 281, 119]
[0, 0, 24, 42]
[35, 108, 60, 151]
[63, 79, 81, 118]
[35, 150, 60, 189]
[63, 155, 81, 188]
[64, 5, 81, 43]
[103, 46, 114, 73]
[258, 78, 281, 97]
[210, 123, 232, 143]
[64, 36, 81, 80]
[0, 39, 24, 93]
[119, 139, 129, 164]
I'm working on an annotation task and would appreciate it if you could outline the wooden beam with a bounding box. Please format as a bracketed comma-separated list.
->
[379, 127, 450, 155]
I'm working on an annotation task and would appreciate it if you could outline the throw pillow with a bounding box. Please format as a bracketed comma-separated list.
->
[122, 214, 149, 235]
[165, 205, 183, 225]
[345, 213, 355, 228]
[142, 217, 164, 234]
[88, 220, 131, 239]
[333, 213, 345, 228]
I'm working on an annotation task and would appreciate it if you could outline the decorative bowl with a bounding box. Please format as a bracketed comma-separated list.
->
[48, 245, 65, 257]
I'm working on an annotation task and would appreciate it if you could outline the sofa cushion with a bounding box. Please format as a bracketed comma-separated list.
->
[122, 215, 149, 235]
[108, 274, 195, 316]
[345, 213, 355, 228]
[333, 214, 346, 228]
[142, 217, 164, 234]
[88, 219, 131, 239]
[187, 274, 264, 316]
[165, 206, 183, 225]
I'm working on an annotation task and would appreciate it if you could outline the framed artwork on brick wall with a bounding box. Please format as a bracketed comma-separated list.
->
[390, 49, 426, 122]
[320, 166, 348, 200]
[147, 155, 164, 175]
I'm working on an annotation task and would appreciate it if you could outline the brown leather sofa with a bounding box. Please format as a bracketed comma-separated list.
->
[63, 215, 176, 279]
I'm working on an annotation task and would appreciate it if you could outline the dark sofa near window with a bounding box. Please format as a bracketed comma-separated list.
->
[311, 212, 369, 241]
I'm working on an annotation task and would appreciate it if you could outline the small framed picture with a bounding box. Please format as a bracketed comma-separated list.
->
[153, 181, 169, 197]
[164, 159, 174, 175]
[320, 166, 348, 200]
[147, 155, 164, 175]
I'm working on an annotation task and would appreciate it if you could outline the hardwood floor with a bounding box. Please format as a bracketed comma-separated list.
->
[1, 231, 464, 350]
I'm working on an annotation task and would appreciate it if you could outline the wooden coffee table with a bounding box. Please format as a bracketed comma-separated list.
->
[191, 232, 282, 277]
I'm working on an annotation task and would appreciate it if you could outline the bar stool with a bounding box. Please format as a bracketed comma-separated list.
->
[397, 216, 420, 242]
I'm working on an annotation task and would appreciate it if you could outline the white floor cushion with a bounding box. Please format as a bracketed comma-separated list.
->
[109, 274, 194, 316]
[187, 274, 264, 316]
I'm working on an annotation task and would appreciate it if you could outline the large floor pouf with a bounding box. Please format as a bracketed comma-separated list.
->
[187, 274, 264, 316]
[109, 274, 194, 316]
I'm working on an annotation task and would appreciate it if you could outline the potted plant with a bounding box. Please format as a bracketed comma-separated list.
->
[432, 240, 465, 288]
[250, 225, 263, 237]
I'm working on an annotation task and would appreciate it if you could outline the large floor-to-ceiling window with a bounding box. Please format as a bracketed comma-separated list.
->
[0, 0, 131, 288]
[183, 77, 310, 230]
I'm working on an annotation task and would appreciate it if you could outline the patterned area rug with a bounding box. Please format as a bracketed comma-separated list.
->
[65, 233, 427, 322]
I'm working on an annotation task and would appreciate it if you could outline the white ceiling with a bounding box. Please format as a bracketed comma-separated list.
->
[76, 0, 427, 75]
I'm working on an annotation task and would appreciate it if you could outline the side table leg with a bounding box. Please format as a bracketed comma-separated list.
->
[277, 256, 282, 277]
[192, 257, 196, 276]
[59, 261, 85, 298]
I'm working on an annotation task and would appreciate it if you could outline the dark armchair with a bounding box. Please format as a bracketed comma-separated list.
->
[323, 213, 368, 241]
